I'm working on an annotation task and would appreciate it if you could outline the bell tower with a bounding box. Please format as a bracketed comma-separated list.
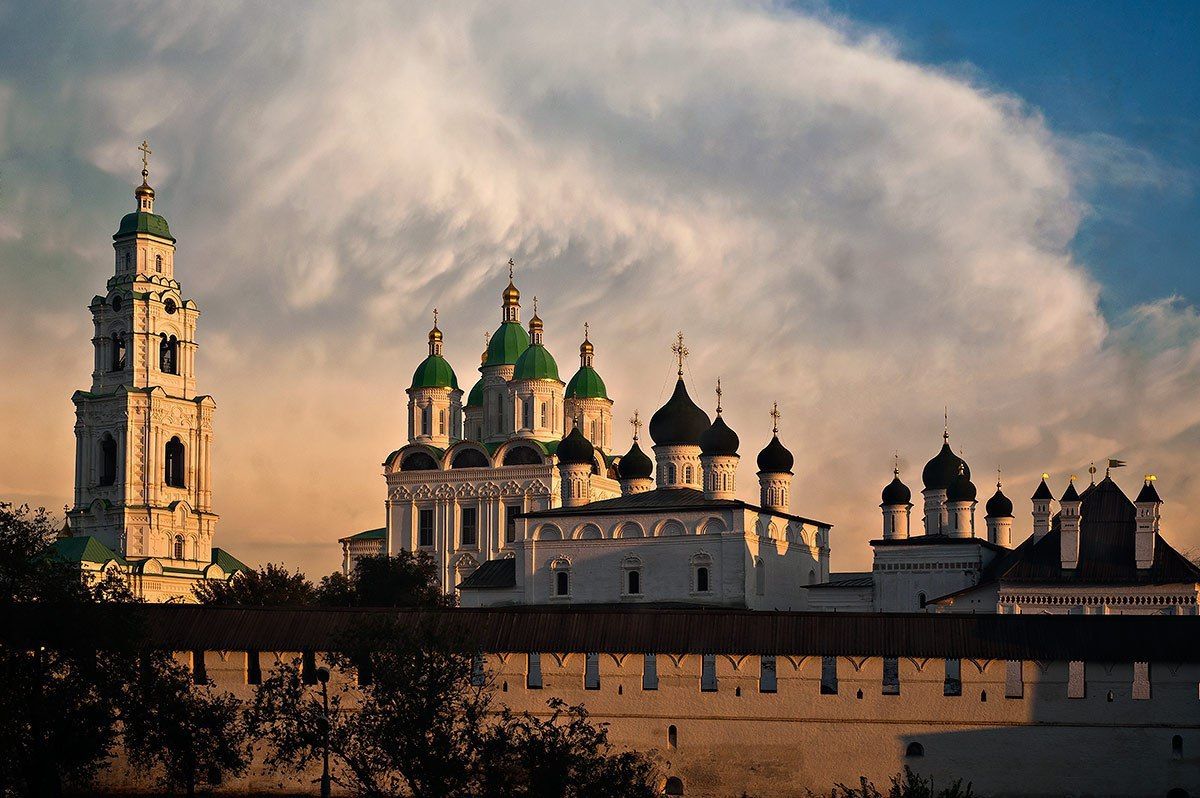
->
[68, 143, 220, 581]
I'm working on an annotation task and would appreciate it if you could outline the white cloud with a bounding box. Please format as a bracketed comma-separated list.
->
[3, 0, 1200, 574]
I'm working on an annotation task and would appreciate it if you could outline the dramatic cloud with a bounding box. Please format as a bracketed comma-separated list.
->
[1, 0, 1197, 574]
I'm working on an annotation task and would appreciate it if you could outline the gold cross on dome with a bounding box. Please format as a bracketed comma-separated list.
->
[432, 307, 439, 327]
[770, 401, 781, 434]
[583, 321, 589, 340]
[630, 411, 642, 442]
[715, 378, 723, 414]
[138, 140, 152, 176]
[533, 296, 538, 315]
[672, 331, 688, 377]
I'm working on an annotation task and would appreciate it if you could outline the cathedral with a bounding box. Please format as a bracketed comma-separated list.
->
[59, 145, 246, 601]
[370, 267, 831, 608]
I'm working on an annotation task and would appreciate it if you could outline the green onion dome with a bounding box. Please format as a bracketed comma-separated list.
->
[617, 441, 653, 480]
[557, 426, 595, 465]
[756, 434, 794, 474]
[114, 211, 175, 242]
[565, 367, 607, 399]
[466, 379, 484, 407]
[881, 473, 912, 505]
[985, 486, 1013, 517]
[410, 354, 459, 390]
[513, 343, 560, 381]
[922, 439, 970, 491]
[485, 322, 529, 366]
[650, 379, 711, 446]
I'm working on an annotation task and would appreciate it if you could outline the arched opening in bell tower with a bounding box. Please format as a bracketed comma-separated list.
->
[165, 436, 186, 488]
[98, 435, 117, 487]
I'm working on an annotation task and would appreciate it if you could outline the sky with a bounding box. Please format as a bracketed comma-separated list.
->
[0, 0, 1198, 578]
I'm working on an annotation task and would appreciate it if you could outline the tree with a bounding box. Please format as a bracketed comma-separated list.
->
[818, 768, 976, 798]
[251, 619, 488, 797]
[122, 654, 251, 797]
[478, 699, 661, 798]
[192, 562, 316, 605]
[0, 503, 139, 796]
[317, 551, 449, 608]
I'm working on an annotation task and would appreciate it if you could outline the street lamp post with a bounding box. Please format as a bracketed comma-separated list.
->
[316, 666, 331, 798]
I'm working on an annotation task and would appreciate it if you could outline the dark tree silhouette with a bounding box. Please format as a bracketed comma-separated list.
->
[192, 562, 317, 605]
[317, 551, 450, 608]
[123, 655, 250, 797]
[818, 767, 976, 798]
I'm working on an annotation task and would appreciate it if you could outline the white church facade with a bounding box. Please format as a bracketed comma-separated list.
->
[59, 145, 246, 601]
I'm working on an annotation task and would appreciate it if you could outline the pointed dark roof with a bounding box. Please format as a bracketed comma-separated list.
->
[1135, 479, 1162, 504]
[1061, 480, 1081, 502]
[457, 558, 516, 590]
[1031, 478, 1054, 501]
[998, 478, 1200, 586]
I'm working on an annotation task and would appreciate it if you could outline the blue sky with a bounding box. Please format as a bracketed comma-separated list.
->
[822, 0, 1199, 315]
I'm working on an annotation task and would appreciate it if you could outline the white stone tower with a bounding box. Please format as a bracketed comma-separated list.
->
[649, 333, 708, 489]
[564, 324, 614, 454]
[1031, 474, 1054, 540]
[68, 143, 220, 574]
[406, 309, 463, 448]
[984, 475, 1014, 547]
[482, 260, 529, 444]
[756, 403, 794, 514]
[699, 380, 740, 501]
[880, 461, 912, 540]
[617, 412, 655, 495]
[1134, 475, 1162, 569]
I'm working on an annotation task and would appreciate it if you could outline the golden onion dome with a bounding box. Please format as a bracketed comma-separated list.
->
[580, 338, 594, 357]
[428, 325, 443, 343]
[529, 313, 543, 333]
[502, 280, 520, 305]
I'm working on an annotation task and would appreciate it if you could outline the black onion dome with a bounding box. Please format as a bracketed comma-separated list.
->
[617, 441, 653, 480]
[1031, 478, 1054, 501]
[557, 426, 595, 466]
[1061, 480, 1080, 502]
[985, 487, 1013, 517]
[700, 416, 740, 456]
[756, 435, 794, 474]
[881, 474, 911, 506]
[1135, 479, 1162, 503]
[922, 441, 969, 491]
[649, 379, 711, 446]
[946, 469, 977, 502]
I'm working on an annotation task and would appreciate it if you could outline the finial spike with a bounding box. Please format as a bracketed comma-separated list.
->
[715, 378, 723, 415]
[769, 402, 781, 435]
[943, 406, 949, 442]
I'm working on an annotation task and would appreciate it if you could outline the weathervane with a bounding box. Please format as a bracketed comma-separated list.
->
[672, 331, 688, 377]
[1088, 461, 1097, 484]
[770, 402, 781, 435]
[630, 411, 642, 442]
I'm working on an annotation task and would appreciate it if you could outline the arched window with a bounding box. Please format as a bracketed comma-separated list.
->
[503, 445, 543, 465]
[683, 465, 693, 484]
[495, 393, 504, 428]
[159, 334, 179, 374]
[98, 435, 117, 487]
[438, 409, 446, 435]
[523, 398, 533, 429]
[667, 726, 678, 750]
[1173, 735, 1183, 759]
[540, 402, 548, 428]
[590, 419, 598, 442]
[754, 557, 765, 596]
[696, 567, 709, 593]
[918, 592, 927, 609]
[451, 448, 489, 469]
[555, 570, 569, 597]
[111, 334, 126, 371]
[627, 570, 640, 595]
[808, 568, 816, 585]
[155, 254, 163, 273]
[664, 777, 684, 795]
[420, 406, 432, 436]
[622, 556, 643, 596]
[173, 534, 185, 560]
[164, 436, 185, 488]
[667, 464, 676, 483]
[400, 451, 437, 471]
[905, 742, 924, 758]
[123, 252, 131, 272]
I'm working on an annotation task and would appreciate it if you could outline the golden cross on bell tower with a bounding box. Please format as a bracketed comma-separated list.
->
[715, 378, 723, 415]
[630, 410, 642, 442]
[138, 139, 152, 180]
[770, 401, 781, 435]
[672, 331, 688, 377]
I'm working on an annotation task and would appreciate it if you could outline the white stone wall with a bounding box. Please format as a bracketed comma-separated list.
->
[871, 542, 997, 613]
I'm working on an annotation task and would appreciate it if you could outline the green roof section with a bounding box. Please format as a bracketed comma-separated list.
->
[485, 321, 530, 366]
[565, 366, 608, 399]
[114, 211, 175, 242]
[211, 547, 249, 574]
[410, 354, 460, 390]
[466, 378, 484, 408]
[339, 527, 386, 543]
[513, 343, 560, 381]
[51, 536, 126, 566]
